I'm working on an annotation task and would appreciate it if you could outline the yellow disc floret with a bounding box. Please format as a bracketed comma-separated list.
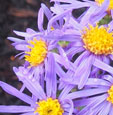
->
[107, 85, 113, 103]
[81, 24, 113, 55]
[95, 0, 113, 10]
[25, 38, 47, 67]
[34, 98, 64, 115]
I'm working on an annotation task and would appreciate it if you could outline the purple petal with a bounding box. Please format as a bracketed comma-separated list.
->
[111, 10, 113, 19]
[78, 55, 94, 89]
[15, 44, 28, 51]
[13, 30, 31, 37]
[86, 78, 111, 86]
[58, 46, 70, 67]
[7, 37, 24, 42]
[41, 3, 52, 20]
[61, 99, 74, 115]
[64, 29, 81, 35]
[60, 2, 91, 9]
[78, 94, 107, 115]
[109, 54, 113, 60]
[68, 17, 82, 30]
[20, 85, 26, 92]
[74, 96, 98, 107]
[80, 6, 96, 27]
[38, 7, 44, 32]
[66, 88, 108, 99]
[47, 8, 72, 31]
[109, 105, 113, 115]
[101, 75, 113, 84]
[45, 53, 57, 98]
[67, 47, 84, 60]
[0, 81, 34, 105]
[15, 52, 24, 58]
[26, 28, 36, 34]
[13, 67, 46, 100]
[73, 51, 90, 67]
[65, 99, 74, 115]
[92, 0, 109, 16]
[44, 34, 80, 41]
[93, 58, 113, 74]
[58, 81, 67, 90]
[108, 20, 113, 32]
[0, 106, 34, 113]
[53, 53, 69, 69]
[59, 85, 74, 100]
[98, 101, 111, 115]
[51, 3, 64, 15]
[90, 101, 106, 115]
[51, 0, 75, 3]
[55, 63, 66, 79]
[91, 12, 107, 24]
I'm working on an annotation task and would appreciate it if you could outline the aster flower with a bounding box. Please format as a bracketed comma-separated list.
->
[66, 22, 113, 89]
[58, 52, 113, 115]
[8, 3, 75, 84]
[48, 0, 113, 89]
[64, 77, 113, 115]
[0, 54, 76, 115]
[73, 76, 113, 115]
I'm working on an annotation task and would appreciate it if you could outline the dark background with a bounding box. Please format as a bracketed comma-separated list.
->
[0, 0, 90, 114]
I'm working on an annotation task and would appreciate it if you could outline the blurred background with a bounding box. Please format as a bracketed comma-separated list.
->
[0, 0, 92, 114]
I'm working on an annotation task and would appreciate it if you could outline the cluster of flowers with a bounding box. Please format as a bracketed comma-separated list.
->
[1, 0, 113, 114]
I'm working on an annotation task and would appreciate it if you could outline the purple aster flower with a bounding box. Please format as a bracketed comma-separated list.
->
[7, 3, 75, 84]
[59, 57, 113, 114]
[73, 77, 113, 115]
[48, 0, 113, 89]
[0, 54, 76, 115]
[66, 77, 112, 115]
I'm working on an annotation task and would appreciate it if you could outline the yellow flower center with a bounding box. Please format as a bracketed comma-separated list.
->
[25, 38, 47, 67]
[35, 98, 64, 115]
[50, 26, 55, 31]
[81, 24, 113, 55]
[95, 0, 113, 10]
[107, 85, 113, 103]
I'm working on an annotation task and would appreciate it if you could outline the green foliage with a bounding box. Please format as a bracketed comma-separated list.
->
[98, 15, 112, 25]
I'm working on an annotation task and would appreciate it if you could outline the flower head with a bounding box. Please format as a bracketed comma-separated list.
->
[35, 98, 64, 115]
[25, 38, 48, 67]
[61, 58, 113, 115]
[0, 64, 76, 115]
[50, 0, 113, 89]
[82, 24, 113, 55]
[8, 4, 72, 83]
[73, 75, 113, 115]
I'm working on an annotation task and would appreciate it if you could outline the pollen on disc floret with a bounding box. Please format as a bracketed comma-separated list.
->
[34, 98, 64, 115]
[107, 85, 113, 104]
[25, 38, 48, 67]
[81, 24, 113, 55]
